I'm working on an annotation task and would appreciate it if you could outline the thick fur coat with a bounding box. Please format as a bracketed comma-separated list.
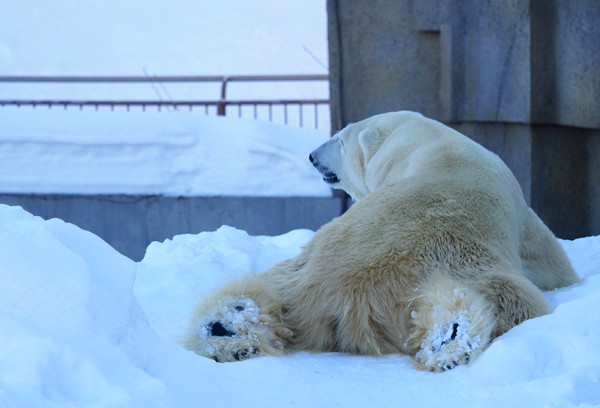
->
[185, 111, 578, 371]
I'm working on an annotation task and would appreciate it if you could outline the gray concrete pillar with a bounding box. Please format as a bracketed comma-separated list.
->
[327, 0, 600, 238]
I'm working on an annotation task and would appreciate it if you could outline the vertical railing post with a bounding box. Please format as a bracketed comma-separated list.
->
[217, 76, 228, 116]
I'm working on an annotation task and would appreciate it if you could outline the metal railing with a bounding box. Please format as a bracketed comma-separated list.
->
[0, 74, 330, 129]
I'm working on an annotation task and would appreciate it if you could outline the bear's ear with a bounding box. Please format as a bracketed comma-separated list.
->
[358, 128, 385, 163]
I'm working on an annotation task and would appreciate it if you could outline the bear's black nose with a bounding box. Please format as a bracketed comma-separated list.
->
[309, 153, 315, 164]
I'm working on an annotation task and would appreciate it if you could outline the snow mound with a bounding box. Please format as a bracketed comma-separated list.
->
[0, 109, 331, 196]
[1, 204, 600, 407]
[136, 225, 313, 341]
[0, 205, 172, 406]
[0, 0, 327, 77]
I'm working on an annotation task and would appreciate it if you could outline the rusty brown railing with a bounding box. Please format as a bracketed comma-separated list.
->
[0, 74, 330, 129]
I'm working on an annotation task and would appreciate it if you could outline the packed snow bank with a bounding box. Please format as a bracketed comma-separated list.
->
[0, 205, 172, 406]
[0, 0, 327, 78]
[136, 226, 314, 342]
[0, 108, 330, 196]
[2, 204, 599, 407]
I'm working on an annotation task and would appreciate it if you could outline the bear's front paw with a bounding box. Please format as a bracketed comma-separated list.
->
[415, 317, 481, 372]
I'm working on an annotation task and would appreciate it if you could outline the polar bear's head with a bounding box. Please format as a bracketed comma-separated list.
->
[309, 111, 430, 200]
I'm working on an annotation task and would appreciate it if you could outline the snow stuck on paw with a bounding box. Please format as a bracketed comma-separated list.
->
[197, 296, 262, 338]
[195, 296, 265, 362]
[415, 315, 481, 372]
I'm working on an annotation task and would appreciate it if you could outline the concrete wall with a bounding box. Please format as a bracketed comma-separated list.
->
[328, 0, 600, 238]
[0, 194, 345, 261]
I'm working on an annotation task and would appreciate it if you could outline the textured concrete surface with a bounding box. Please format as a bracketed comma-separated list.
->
[327, 0, 442, 131]
[0, 194, 344, 261]
[530, 0, 600, 129]
[328, 0, 600, 238]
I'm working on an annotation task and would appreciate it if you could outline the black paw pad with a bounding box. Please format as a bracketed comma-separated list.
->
[439, 323, 460, 349]
[450, 323, 459, 341]
[233, 348, 259, 361]
[208, 321, 235, 337]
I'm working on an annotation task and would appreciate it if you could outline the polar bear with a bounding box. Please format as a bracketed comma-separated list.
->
[184, 111, 578, 371]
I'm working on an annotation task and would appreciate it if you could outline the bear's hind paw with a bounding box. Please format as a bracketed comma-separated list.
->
[415, 317, 481, 372]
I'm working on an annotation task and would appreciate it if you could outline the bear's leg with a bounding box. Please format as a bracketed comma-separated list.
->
[408, 274, 495, 372]
[474, 271, 551, 338]
[519, 209, 578, 290]
[183, 276, 294, 362]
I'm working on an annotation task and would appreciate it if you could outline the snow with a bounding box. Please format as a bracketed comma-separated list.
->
[1, 1, 600, 406]
[1, 204, 599, 407]
[414, 314, 481, 371]
[0, 0, 328, 77]
[0, 0, 330, 196]
[0, 107, 330, 196]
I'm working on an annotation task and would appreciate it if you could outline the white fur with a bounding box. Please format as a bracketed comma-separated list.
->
[184, 111, 578, 370]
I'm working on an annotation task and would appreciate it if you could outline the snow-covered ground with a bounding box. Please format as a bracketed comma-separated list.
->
[0, 0, 327, 76]
[0, 107, 330, 196]
[1, 1, 599, 406]
[1, 204, 599, 407]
